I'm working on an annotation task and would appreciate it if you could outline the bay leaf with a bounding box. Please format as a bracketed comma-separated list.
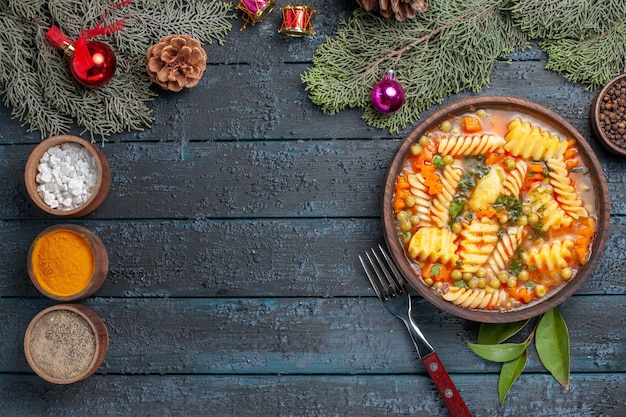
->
[535, 308, 570, 389]
[477, 319, 530, 345]
[498, 350, 527, 404]
[466, 341, 528, 362]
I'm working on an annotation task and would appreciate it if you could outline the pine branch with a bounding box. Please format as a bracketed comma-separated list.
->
[302, 0, 529, 133]
[0, 0, 235, 141]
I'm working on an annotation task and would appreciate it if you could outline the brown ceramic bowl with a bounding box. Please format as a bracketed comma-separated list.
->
[590, 74, 626, 156]
[24, 304, 108, 384]
[24, 135, 111, 217]
[27, 224, 108, 301]
[382, 96, 610, 323]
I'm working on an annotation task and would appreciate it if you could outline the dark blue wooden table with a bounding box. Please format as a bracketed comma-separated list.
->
[1, 1, 625, 415]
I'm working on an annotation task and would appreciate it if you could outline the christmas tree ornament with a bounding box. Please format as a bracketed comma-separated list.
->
[278, 5, 317, 37]
[357, 0, 427, 21]
[236, 0, 277, 30]
[370, 70, 405, 114]
[45, 0, 132, 88]
[146, 35, 207, 92]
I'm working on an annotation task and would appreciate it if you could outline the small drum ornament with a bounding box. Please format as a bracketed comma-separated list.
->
[278, 5, 317, 37]
[236, 0, 277, 30]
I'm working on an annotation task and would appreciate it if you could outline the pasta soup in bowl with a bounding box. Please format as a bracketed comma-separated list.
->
[382, 96, 609, 323]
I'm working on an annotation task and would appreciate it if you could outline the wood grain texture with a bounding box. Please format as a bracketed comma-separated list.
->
[0, 1, 625, 414]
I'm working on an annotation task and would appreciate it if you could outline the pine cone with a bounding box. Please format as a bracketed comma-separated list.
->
[357, 0, 427, 21]
[146, 35, 207, 92]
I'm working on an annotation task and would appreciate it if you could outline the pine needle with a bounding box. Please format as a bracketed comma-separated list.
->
[0, 0, 235, 142]
[302, 0, 626, 133]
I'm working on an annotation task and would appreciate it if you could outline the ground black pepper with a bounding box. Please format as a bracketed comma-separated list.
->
[598, 78, 626, 150]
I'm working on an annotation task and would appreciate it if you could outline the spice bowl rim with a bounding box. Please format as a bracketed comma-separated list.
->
[590, 73, 626, 157]
[27, 223, 109, 302]
[382, 95, 610, 323]
[24, 303, 109, 385]
[24, 134, 111, 218]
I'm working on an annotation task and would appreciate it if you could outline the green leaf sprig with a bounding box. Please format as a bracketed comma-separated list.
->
[467, 308, 570, 404]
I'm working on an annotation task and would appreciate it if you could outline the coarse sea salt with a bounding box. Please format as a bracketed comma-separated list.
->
[36, 143, 98, 211]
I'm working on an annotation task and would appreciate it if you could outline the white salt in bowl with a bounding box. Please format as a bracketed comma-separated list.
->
[25, 135, 111, 218]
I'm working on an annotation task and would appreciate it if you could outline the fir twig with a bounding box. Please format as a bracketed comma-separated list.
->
[302, 0, 529, 133]
[0, 0, 235, 141]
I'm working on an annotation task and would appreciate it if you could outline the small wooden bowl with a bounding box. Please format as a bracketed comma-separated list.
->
[24, 135, 111, 218]
[24, 304, 108, 384]
[382, 96, 610, 323]
[590, 74, 626, 156]
[27, 224, 108, 301]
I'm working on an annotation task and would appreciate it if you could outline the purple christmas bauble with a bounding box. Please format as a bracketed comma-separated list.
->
[370, 70, 405, 114]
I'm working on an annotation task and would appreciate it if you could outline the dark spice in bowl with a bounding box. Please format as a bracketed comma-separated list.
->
[598, 78, 626, 148]
[590, 74, 626, 156]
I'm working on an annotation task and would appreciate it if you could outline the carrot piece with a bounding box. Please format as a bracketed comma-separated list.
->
[475, 205, 498, 219]
[484, 152, 506, 165]
[528, 163, 545, 173]
[460, 115, 483, 133]
[564, 148, 578, 160]
[565, 159, 579, 170]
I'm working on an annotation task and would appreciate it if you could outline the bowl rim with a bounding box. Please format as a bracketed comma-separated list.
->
[590, 73, 626, 157]
[27, 224, 108, 301]
[382, 95, 611, 323]
[24, 135, 110, 217]
[23, 303, 108, 384]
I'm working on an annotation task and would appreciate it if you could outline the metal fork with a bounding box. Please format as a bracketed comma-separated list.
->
[359, 245, 472, 417]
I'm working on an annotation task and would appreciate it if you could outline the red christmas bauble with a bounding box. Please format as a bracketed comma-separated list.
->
[70, 41, 117, 88]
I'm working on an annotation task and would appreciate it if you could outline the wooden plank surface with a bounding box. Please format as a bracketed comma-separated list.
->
[1, 0, 625, 415]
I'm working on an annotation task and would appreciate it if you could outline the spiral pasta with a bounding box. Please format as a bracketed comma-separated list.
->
[391, 109, 599, 312]
[431, 164, 463, 227]
[526, 182, 573, 232]
[522, 238, 575, 274]
[438, 134, 506, 156]
[443, 286, 509, 309]
[504, 118, 568, 161]
[407, 173, 434, 226]
[485, 226, 524, 280]
[408, 226, 459, 264]
[457, 217, 499, 273]
[546, 158, 589, 219]
[503, 160, 527, 199]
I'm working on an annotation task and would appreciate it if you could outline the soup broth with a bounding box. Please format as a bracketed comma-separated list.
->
[392, 108, 597, 311]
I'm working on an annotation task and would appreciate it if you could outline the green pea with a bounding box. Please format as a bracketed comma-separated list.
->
[405, 195, 416, 208]
[443, 155, 454, 165]
[476, 268, 487, 278]
[504, 158, 517, 171]
[499, 214, 509, 224]
[528, 213, 539, 225]
[561, 267, 573, 280]
[517, 270, 529, 281]
[477, 278, 487, 289]
[517, 215, 528, 226]
[488, 278, 501, 289]
[507, 277, 517, 288]
[400, 221, 412, 232]
[467, 277, 478, 289]
[462, 272, 473, 282]
[419, 136, 429, 146]
[440, 121, 452, 132]
[497, 271, 509, 283]
[410, 144, 422, 156]
[451, 269, 463, 281]
[424, 277, 434, 286]
[409, 215, 420, 226]
[521, 205, 532, 215]
[396, 211, 408, 222]
[476, 109, 487, 118]
[451, 222, 462, 234]
[535, 285, 547, 297]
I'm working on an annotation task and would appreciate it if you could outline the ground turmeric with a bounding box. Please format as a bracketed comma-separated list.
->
[31, 229, 94, 296]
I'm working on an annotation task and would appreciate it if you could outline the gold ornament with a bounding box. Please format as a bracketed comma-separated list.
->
[146, 35, 207, 92]
[357, 0, 427, 21]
